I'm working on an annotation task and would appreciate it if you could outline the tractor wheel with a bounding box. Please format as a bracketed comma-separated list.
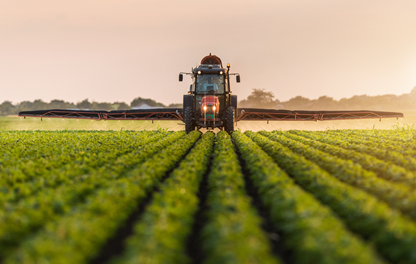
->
[225, 106, 235, 134]
[184, 107, 195, 133]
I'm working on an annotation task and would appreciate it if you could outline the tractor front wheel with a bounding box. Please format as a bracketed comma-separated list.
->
[184, 107, 195, 133]
[224, 106, 235, 134]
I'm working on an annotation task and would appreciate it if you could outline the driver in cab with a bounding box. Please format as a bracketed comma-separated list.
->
[202, 77, 218, 92]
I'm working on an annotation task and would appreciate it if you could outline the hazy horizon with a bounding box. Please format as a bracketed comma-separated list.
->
[1, 0, 416, 105]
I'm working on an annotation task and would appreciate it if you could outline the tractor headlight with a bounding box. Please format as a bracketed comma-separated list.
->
[219, 71, 223, 75]
[213, 105, 216, 111]
[203, 106, 207, 111]
[198, 71, 202, 75]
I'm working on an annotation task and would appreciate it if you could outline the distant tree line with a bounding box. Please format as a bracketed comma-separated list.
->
[1, 87, 416, 116]
[239, 87, 416, 111]
[0, 97, 183, 116]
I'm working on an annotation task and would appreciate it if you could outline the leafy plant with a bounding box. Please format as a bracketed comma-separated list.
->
[246, 131, 416, 264]
[233, 131, 383, 264]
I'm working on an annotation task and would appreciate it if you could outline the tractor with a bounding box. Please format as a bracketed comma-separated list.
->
[179, 54, 240, 133]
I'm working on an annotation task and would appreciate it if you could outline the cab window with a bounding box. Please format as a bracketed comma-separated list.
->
[196, 74, 225, 94]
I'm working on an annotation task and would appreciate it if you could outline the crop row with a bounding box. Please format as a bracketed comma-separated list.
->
[1, 131, 159, 186]
[233, 131, 383, 264]
[1, 131, 154, 168]
[110, 131, 215, 264]
[260, 131, 416, 220]
[327, 130, 416, 157]
[370, 128, 416, 141]
[4, 131, 201, 264]
[0, 131, 167, 205]
[1, 129, 416, 263]
[331, 129, 416, 146]
[246, 131, 416, 263]
[0, 131, 187, 260]
[286, 130, 416, 186]
[112, 131, 282, 264]
[200, 131, 277, 264]
[293, 130, 416, 171]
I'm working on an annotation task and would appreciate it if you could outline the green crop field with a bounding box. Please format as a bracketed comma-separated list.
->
[1, 128, 416, 264]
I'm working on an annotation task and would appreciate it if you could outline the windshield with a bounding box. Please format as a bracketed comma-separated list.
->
[195, 74, 225, 94]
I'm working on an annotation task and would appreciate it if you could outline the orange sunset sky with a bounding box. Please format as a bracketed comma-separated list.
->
[1, 0, 416, 105]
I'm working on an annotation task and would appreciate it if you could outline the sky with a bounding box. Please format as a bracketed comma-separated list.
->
[1, 0, 416, 105]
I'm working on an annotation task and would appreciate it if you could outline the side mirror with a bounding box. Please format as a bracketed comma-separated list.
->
[189, 85, 192, 92]
[179, 74, 183, 82]
[236, 75, 240, 83]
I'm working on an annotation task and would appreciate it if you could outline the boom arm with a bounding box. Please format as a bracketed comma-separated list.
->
[18, 108, 403, 123]
[18, 109, 183, 121]
[237, 109, 404, 122]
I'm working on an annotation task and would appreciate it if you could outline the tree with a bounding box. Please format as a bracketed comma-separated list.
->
[32, 99, 48, 110]
[76, 99, 92, 110]
[112, 102, 131, 110]
[0, 101, 15, 115]
[282, 96, 311, 109]
[314, 96, 337, 110]
[130, 97, 165, 108]
[49, 99, 75, 109]
[240, 88, 278, 108]
[17, 101, 34, 112]
[92, 102, 112, 111]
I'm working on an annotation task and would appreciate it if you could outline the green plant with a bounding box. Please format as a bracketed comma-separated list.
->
[246, 131, 416, 264]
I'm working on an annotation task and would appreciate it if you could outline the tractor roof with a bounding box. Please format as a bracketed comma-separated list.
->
[193, 53, 227, 74]
[200, 53, 222, 67]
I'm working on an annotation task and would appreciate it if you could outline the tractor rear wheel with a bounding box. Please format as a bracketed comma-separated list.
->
[225, 106, 235, 134]
[184, 107, 195, 133]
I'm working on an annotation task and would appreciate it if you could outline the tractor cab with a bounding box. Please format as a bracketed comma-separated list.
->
[179, 54, 240, 133]
[194, 72, 227, 118]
